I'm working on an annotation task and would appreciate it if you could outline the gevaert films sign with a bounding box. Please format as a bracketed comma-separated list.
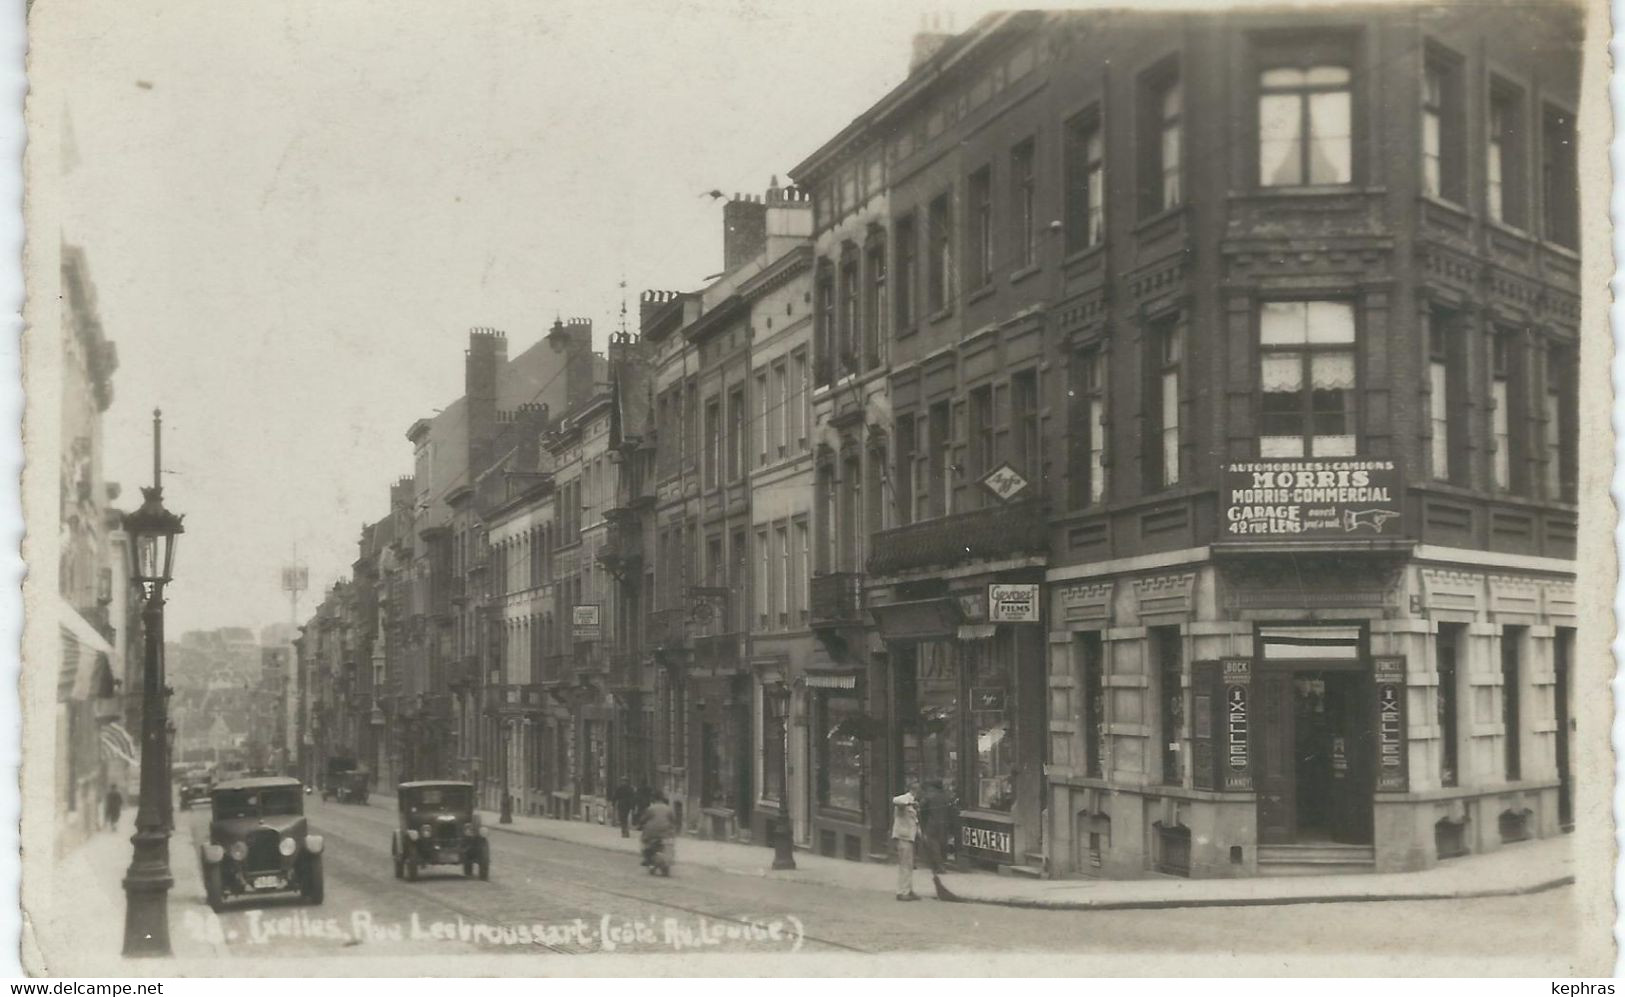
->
[988, 583, 1039, 623]
[1221, 459, 1401, 540]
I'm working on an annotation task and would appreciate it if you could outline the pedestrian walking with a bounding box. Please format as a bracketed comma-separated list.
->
[103, 784, 123, 832]
[633, 782, 653, 824]
[612, 776, 636, 838]
[917, 778, 954, 876]
[890, 783, 921, 901]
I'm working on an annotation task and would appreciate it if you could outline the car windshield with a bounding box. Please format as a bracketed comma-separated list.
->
[408, 787, 471, 811]
[213, 787, 303, 819]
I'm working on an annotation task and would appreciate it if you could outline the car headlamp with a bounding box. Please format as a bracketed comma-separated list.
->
[278, 836, 297, 857]
[305, 835, 324, 854]
[228, 841, 248, 862]
[405, 828, 419, 841]
[421, 823, 432, 839]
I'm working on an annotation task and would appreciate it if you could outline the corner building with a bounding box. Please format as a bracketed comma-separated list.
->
[795, 4, 1582, 878]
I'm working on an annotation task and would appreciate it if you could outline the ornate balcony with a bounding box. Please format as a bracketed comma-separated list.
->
[809, 572, 865, 629]
[482, 683, 547, 717]
[596, 518, 642, 580]
[867, 498, 1048, 577]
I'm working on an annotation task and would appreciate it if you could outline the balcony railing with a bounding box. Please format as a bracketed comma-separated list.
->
[868, 498, 1048, 577]
[648, 607, 690, 650]
[482, 683, 547, 717]
[809, 572, 865, 628]
[597, 518, 642, 578]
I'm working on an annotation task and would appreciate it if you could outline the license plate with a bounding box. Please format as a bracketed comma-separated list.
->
[253, 875, 282, 889]
[437, 849, 459, 862]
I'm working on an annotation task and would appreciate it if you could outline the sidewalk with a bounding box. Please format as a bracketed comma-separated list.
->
[29, 819, 228, 974]
[427, 793, 1575, 911]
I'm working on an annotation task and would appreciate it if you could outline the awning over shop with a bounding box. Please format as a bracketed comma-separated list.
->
[957, 624, 997, 641]
[59, 599, 115, 703]
[869, 598, 962, 641]
[803, 671, 858, 690]
[99, 721, 139, 767]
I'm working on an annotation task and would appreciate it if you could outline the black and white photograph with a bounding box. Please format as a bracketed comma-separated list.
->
[17, 0, 1616, 978]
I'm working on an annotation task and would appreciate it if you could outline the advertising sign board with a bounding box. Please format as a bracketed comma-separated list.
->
[988, 584, 1039, 623]
[572, 604, 602, 643]
[1373, 656, 1408, 791]
[1220, 458, 1401, 541]
[958, 816, 1016, 864]
[1222, 658, 1252, 791]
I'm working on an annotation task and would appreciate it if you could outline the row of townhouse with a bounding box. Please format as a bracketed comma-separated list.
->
[302, 1, 1588, 880]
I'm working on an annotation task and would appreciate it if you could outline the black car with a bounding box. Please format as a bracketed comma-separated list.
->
[390, 780, 488, 881]
[199, 776, 324, 911]
[178, 770, 213, 809]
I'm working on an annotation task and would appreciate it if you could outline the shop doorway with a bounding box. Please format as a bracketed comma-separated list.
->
[1256, 664, 1374, 846]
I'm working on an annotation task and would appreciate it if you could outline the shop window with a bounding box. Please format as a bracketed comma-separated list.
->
[927, 192, 953, 314]
[969, 641, 1016, 812]
[1065, 108, 1105, 251]
[1542, 104, 1578, 249]
[1428, 307, 1469, 483]
[1501, 626, 1524, 781]
[761, 690, 786, 804]
[1259, 300, 1357, 458]
[903, 642, 962, 801]
[816, 690, 866, 815]
[1011, 137, 1037, 268]
[967, 165, 993, 290]
[1068, 346, 1107, 508]
[1154, 625, 1184, 786]
[1436, 623, 1462, 788]
[1079, 631, 1106, 779]
[1487, 81, 1526, 228]
[1140, 66, 1182, 216]
[894, 214, 918, 333]
[1259, 63, 1352, 186]
[1422, 48, 1465, 202]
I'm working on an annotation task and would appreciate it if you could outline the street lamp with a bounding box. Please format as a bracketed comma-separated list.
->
[767, 684, 795, 870]
[121, 409, 184, 958]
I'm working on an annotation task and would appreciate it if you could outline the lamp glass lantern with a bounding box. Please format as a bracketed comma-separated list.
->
[125, 485, 184, 595]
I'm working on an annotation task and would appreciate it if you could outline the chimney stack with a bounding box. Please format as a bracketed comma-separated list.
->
[465, 327, 508, 479]
[722, 194, 768, 273]
[910, 13, 954, 72]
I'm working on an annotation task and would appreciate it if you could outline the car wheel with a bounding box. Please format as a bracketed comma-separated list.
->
[463, 858, 474, 877]
[203, 862, 224, 912]
[302, 855, 324, 905]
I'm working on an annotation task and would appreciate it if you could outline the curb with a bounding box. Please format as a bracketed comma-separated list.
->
[472, 809, 1574, 912]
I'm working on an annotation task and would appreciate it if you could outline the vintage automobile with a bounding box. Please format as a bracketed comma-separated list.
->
[198, 776, 324, 911]
[330, 768, 370, 805]
[178, 769, 214, 809]
[390, 780, 489, 881]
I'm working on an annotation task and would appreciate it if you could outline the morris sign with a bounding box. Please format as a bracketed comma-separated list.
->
[1221, 459, 1401, 541]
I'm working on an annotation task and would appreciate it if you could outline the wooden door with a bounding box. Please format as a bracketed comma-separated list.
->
[1254, 670, 1296, 844]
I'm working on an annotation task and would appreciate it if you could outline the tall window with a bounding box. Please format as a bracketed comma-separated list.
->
[895, 214, 918, 332]
[1259, 64, 1351, 187]
[790, 350, 809, 451]
[1501, 626, 1523, 781]
[704, 397, 721, 489]
[895, 414, 916, 525]
[772, 361, 789, 457]
[1488, 84, 1525, 227]
[1012, 369, 1039, 479]
[1546, 342, 1577, 501]
[927, 193, 953, 314]
[967, 166, 993, 290]
[1011, 138, 1036, 268]
[928, 401, 951, 518]
[815, 263, 835, 386]
[864, 238, 886, 370]
[775, 524, 790, 627]
[1259, 301, 1357, 458]
[755, 529, 770, 629]
[1080, 632, 1105, 779]
[1428, 307, 1468, 483]
[1065, 110, 1105, 251]
[1492, 331, 1517, 492]
[793, 519, 809, 622]
[814, 465, 835, 574]
[1146, 317, 1181, 489]
[1422, 52, 1464, 202]
[969, 385, 995, 479]
[839, 456, 861, 570]
[727, 386, 745, 483]
[839, 250, 859, 375]
[755, 370, 769, 465]
[1154, 625, 1183, 786]
[1436, 622, 1462, 788]
[1068, 347, 1107, 507]
[1542, 104, 1579, 248]
[1142, 70, 1182, 215]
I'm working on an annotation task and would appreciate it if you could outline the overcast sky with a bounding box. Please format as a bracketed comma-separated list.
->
[49, 0, 1012, 635]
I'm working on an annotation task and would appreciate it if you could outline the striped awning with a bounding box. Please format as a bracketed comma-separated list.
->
[59, 600, 114, 703]
[803, 671, 858, 690]
[99, 721, 139, 767]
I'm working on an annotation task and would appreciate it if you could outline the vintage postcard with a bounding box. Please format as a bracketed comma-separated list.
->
[17, 0, 1616, 977]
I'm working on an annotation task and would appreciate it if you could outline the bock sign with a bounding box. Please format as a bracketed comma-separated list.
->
[1222, 658, 1252, 791]
[1221, 459, 1401, 541]
[1373, 656, 1408, 792]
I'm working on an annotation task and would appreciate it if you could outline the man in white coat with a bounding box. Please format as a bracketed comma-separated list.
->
[891, 783, 921, 901]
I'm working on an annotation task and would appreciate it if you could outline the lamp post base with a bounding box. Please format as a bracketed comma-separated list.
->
[121, 829, 173, 957]
[771, 816, 796, 870]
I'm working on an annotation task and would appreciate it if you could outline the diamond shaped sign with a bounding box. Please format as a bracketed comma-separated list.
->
[980, 462, 1029, 502]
